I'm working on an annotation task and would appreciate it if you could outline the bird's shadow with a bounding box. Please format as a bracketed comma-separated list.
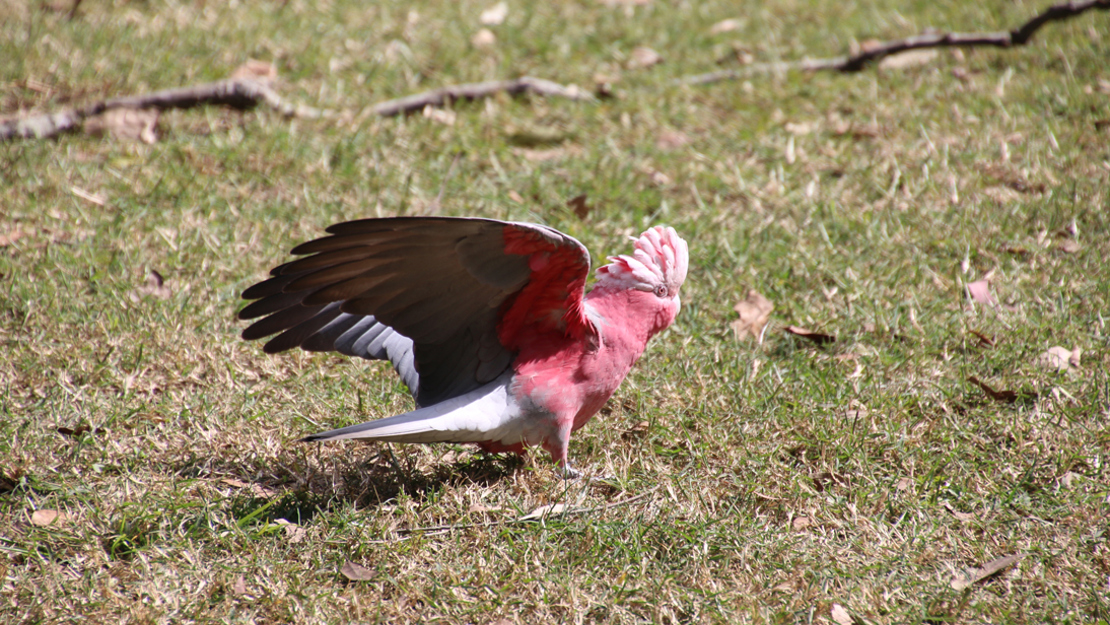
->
[174, 444, 523, 526]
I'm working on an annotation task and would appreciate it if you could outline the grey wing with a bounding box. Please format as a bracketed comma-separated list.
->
[238, 216, 586, 407]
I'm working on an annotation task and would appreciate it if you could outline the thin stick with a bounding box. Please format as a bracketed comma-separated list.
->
[680, 0, 1110, 85]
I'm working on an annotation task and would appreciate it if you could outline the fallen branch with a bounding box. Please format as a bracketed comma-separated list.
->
[0, 78, 329, 142]
[681, 0, 1110, 85]
[2, 75, 591, 143]
[367, 75, 593, 117]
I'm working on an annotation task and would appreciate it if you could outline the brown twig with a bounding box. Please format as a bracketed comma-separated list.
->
[681, 0, 1110, 85]
[2, 75, 591, 142]
[366, 76, 592, 117]
[0, 78, 329, 141]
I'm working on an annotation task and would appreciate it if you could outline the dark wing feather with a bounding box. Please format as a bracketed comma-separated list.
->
[239, 217, 591, 407]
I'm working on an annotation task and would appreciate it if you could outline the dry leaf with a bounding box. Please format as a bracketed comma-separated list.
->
[1039, 346, 1081, 372]
[966, 280, 996, 306]
[340, 561, 376, 582]
[471, 28, 497, 48]
[950, 553, 1025, 590]
[519, 503, 566, 521]
[784, 325, 835, 345]
[731, 290, 773, 341]
[628, 46, 663, 69]
[567, 194, 592, 220]
[830, 603, 853, 625]
[70, 187, 107, 206]
[130, 270, 172, 302]
[231, 576, 248, 595]
[0, 229, 27, 246]
[895, 477, 913, 491]
[230, 59, 277, 86]
[422, 105, 456, 125]
[967, 376, 1017, 403]
[85, 108, 159, 144]
[621, 421, 650, 440]
[709, 18, 743, 35]
[507, 190, 524, 204]
[878, 49, 938, 70]
[655, 130, 690, 151]
[273, 518, 307, 544]
[1056, 239, 1081, 253]
[791, 515, 813, 530]
[479, 2, 508, 25]
[942, 501, 977, 522]
[31, 509, 67, 527]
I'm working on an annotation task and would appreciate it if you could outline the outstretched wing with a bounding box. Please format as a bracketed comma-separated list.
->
[239, 217, 592, 407]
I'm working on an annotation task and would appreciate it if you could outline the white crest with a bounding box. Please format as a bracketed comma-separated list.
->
[596, 226, 689, 293]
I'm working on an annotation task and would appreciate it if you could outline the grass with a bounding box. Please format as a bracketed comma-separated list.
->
[2, 0, 1109, 622]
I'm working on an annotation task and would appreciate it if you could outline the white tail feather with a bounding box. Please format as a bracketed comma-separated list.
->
[302, 373, 527, 445]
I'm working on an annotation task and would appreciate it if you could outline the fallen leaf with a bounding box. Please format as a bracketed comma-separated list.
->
[628, 46, 663, 69]
[967, 376, 1017, 403]
[791, 515, 813, 530]
[30, 509, 67, 527]
[422, 105, 456, 125]
[130, 270, 172, 302]
[0, 229, 27, 246]
[830, 603, 853, 625]
[950, 553, 1025, 590]
[231, 576, 248, 595]
[1056, 239, 1080, 254]
[507, 190, 524, 204]
[567, 194, 593, 220]
[968, 329, 995, 347]
[230, 59, 277, 86]
[621, 421, 650, 440]
[731, 290, 773, 341]
[479, 2, 508, 25]
[878, 48, 938, 70]
[655, 130, 690, 151]
[1038, 346, 1081, 372]
[273, 518, 307, 544]
[471, 28, 497, 48]
[71, 186, 107, 206]
[709, 18, 743, 35]
[784, 325, 835, 345]
[85, 108, 159, 144]
[340, 561, 376, 582]
[519, 503, 566, 521]
[966, 280, 996, 306]
[942, 501, 977, 522]
[895, 477, 913, 491]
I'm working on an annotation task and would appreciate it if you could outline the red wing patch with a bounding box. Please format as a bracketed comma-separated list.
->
[497, 225, 591, 350]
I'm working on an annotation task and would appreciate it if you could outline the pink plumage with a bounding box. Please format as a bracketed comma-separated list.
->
[240, 217, 689, 475]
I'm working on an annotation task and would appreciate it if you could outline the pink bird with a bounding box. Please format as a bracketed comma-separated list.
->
[239, 217, 688, 476]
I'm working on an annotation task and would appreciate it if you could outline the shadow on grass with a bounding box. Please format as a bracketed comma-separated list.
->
[173, 446, 524, 524]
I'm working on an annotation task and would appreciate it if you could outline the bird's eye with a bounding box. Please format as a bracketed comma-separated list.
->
[654, 284, 668, 298]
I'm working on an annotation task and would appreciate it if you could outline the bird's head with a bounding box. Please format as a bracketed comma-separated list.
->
[595, 225, 689, 324]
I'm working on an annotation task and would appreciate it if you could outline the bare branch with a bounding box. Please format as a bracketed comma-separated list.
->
[0, 78, 329, 142]
[681, 0, 1110, 85]
[2, 75, 591, 143]
[366, 76, 592, 117]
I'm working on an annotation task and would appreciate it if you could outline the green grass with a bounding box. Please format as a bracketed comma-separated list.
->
[2, 0, 1109, 623]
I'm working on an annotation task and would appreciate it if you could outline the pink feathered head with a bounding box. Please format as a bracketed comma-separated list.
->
[596, 226, 689, 296]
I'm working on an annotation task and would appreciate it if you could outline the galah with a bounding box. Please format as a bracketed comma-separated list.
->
[239, 217, 688, 475]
